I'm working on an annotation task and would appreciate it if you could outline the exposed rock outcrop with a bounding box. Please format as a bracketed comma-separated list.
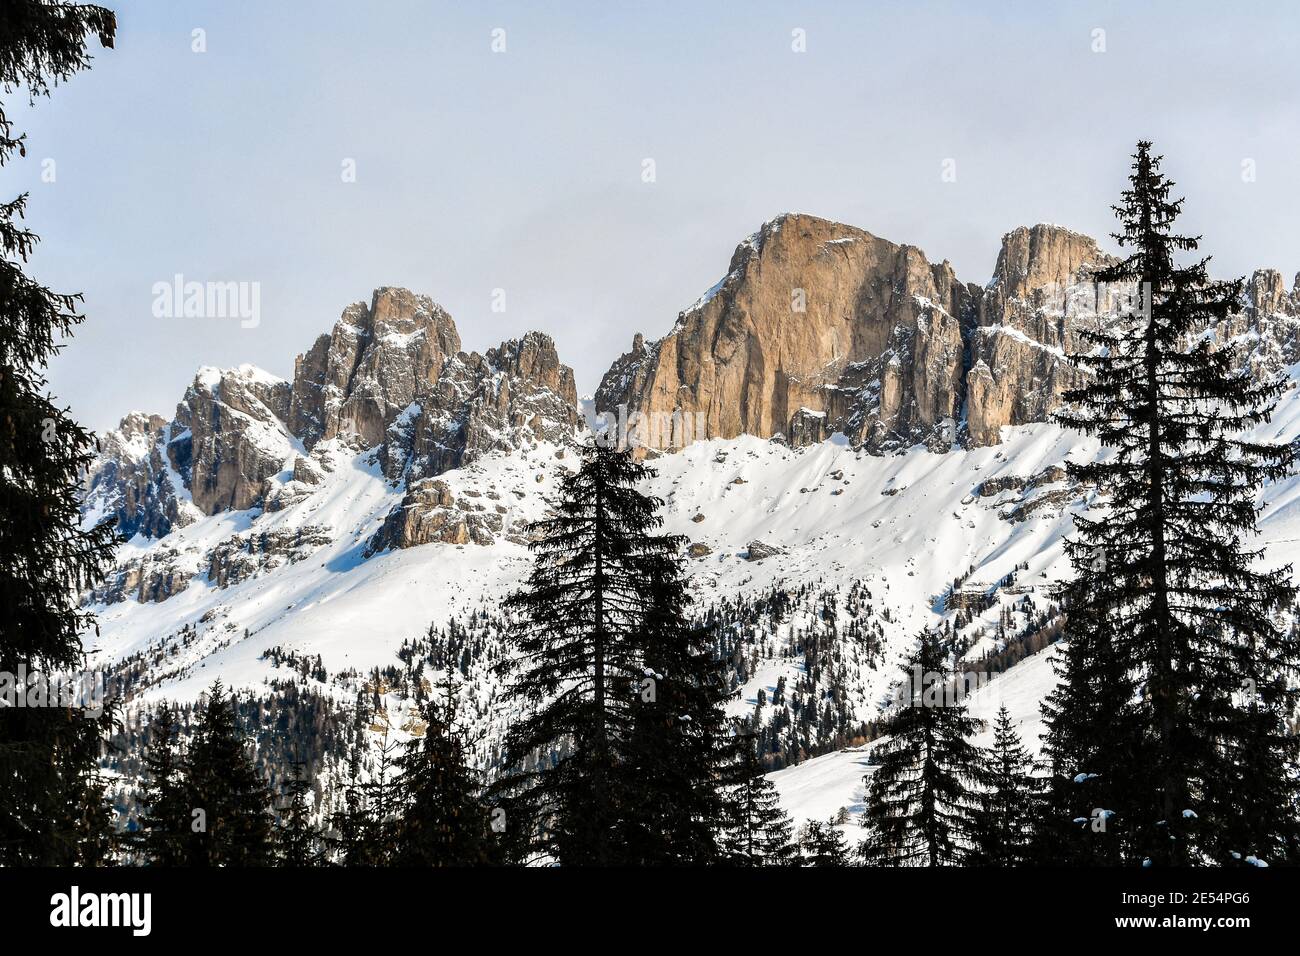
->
[381, 331, 578, 482]
[744, 540, 784, 561]
[595, 213, 980, 453]
[83, 289, 576, 541]
[172, 365, 297, 514]
[366, 479, 506, 553]
[89, 546, 196, 604]
[597, 214, 1299, 453]
[82, 412, 199, 538]
[1216, 268, 1300, 381]
[207, 525, 334, 588]
[966, 225, 1116, 445]
[288, 288, 461, 450]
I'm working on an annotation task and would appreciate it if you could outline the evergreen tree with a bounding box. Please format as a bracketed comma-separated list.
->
[970, 705, 1037, 866]
[1216, 653, 1300, 865]
[325, 740, 371, 866]
[181, 681, 274, 866]
[275, 762, 324, 866]
[619, 603, 733, 863]
[491, 442, 683, 865]
[1045, 141, 1299, 865]
[861, 630, 983, 866]
[798, 818, 850, 867]
[137, 704, 189, 865]
[392, 674, 496, 866]
[719, 734, 794, 865]
[0, 0, 118, 868]
[343, 718, 402, 866]
[1036, 584, 1137, 864]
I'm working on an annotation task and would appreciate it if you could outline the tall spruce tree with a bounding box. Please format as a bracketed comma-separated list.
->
[0, 0, 118, 867]
[137, 704, 189, 865]
[180, 681, 275, 866]
[619, 603, 733, 863]
[1044, 142, 1299, 866]
[970, 705, 1037, 866]
[861, 630, 983, 866]
[392, 674, 496, 866]
[492, 442, 689, 865]
[720, 733, 794, 865]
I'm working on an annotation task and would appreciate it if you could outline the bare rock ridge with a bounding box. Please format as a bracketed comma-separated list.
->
[175, 364, 296, 514]
[596, 214, 1300, 451]
[380, 330, 577, 483]
[85, 217, 1300, 552]
[966, 225, 1115, 446]
[288, 287, 462, 451]
[596, 214, 979, 452]
[82, 412, 195, 539]
[85, 288, 578, 541]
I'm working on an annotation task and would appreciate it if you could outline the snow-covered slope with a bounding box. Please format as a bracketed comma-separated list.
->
[84, 359, 1300, 826]
[89, 417, 1085, 699]
[769, 648, 1060, 833]
[766, 368, 1300, 831]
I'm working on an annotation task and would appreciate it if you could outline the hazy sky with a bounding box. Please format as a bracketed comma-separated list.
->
[5, 0, 1299, 431]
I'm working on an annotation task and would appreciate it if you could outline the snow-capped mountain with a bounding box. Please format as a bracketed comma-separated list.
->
[80, 214, 1300, 826]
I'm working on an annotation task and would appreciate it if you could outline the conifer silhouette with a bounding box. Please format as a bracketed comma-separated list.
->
[971, 705, 1037, 866]
[0, 0, 118, 866]
[1044, 142, 1299, 865]
[393, 675, 496, 866]
[493, 442, 715, 864]
[861, 631, 982, 866]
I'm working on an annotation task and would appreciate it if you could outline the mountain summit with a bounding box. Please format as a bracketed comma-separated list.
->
[596, 213, 1300, 452]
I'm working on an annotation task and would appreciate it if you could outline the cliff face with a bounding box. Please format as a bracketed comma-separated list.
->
[84, 290, 578, 542]
[82, 412, 196, 539]
[598, 214, 1300, 452]
[288, 287, 462, 451]
[381, 330, 577, 482]
[595, 214, 980, 452]
[966, 225, 1115, 445]
[172, 365, 298, 514]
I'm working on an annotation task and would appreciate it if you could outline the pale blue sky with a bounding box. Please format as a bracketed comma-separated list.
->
[4, 0, 1298, 431]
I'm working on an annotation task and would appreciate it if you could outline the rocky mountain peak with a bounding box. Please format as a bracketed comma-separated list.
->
[171, 364, 296, 515]
[598, 215, 1299, 454]
[1246, 268, 1299, 316]
[289, 287, 462, 451]
[378, 329, 578, 487]
[596, 212, 978, 452]
[965, 224, 1116, 445]
[84, 290, 577, 546]
[82, 412, 196, 540]
[113, 410, 167, 445]
[986, 225, 1107, 294]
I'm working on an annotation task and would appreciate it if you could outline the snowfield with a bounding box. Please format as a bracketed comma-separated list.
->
[83, 364, 1300, 826]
